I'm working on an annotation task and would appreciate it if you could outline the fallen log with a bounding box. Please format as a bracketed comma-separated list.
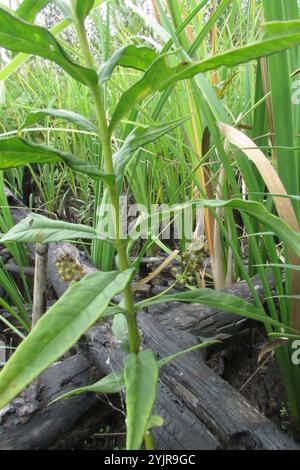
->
[80, 315, 299, 450]
[80, 320, 221, 450]
[0, 355, 115, 450]
[5, 188, 295, 450]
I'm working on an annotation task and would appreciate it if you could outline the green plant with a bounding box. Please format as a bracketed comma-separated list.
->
[140, 0, 300, 436]
[1, 0, 300, 449]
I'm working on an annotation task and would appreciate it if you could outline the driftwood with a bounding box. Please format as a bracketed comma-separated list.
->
[80, 316, 299, 450]
[0, 355, 115, 450]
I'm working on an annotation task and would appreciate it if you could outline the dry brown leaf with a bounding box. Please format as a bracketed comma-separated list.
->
[217, 121, 299, 231]
[217, 121, 300, 330]
[258, 338, 289, 363]
[132, 250, 179, 292]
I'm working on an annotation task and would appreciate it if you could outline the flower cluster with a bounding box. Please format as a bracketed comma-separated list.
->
[55, 253, 86, 282]
[171, 240, 208, 286]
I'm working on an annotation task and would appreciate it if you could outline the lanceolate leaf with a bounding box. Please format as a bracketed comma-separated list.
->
[1, 214, 108, 244]
[49, 371, 124, 405]
[113, 116, 189, 182]
[99, 45, 158, 84]
[0, 0, 105, 84]
[120, 117, 189, 155]
[147, 415, 164, 431]
[139, 289, 287, 331]
[157, 340, 221, 368]
[0, 137, 58, 167]
[0, 269, 134, 410]
[257, 263, 300, 272]
[109, 20, 300, 131]
[0, 7, 98, 87]
[62, 153, 114, 182]
[263, 20, 300, 43]
[22, 109, 98, 133]
[48, 340, 219, 406]
[131, 199, 300, 260]
[0, 137, 114, 184]
[124, 349, 159, 450]
[16, 0, 50, 23]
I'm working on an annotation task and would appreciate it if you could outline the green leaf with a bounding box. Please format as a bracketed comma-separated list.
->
[262, 14, 300, 217]
[131, 198, 300, 260]
[73, 0, 95, 23]
[0, 268, 134, 410]
[48, 339, 220, 408]
[113, 116, 189, 182]
[256, 263, 300, 272]
[16, 0, 50, 23]
[99, 45, 158, 84]
[109, 20, 300, 131]
[22, 109, 98, 133]
[124, 349, 158, 450]
[0, 0, 104, 84]
[157, 340, 221, 368]
[61, 154, 114, 183]
[0, 7, 98, 87]
[0, 137, 114, 184]
[269, 332, 300, 341]
[140, 289, 288, 332]
[49, 370, 124, 405]
[112, 313, 130, 351]
[147, 415, 164, 431]
[0, 137, 58, 167]
[0, 213, 109, 244]
[103, 305, 127, 318]
[263, 20, 300, 41]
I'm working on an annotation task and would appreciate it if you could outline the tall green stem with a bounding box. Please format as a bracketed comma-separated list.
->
[75, 16, 140, 354]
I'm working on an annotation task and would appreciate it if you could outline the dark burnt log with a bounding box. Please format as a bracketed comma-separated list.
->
[140, 314, 297, 450]
[79, 320, 221, 450]
[80, 315, 299, 450]
[0, 355, 114, 450]
[4, 189, 298, 450]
